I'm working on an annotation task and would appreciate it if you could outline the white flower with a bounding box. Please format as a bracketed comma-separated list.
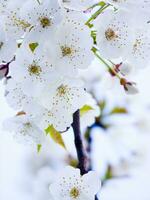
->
[26, 78, 89, 131]
[96, 10, 134, 59]
[126, 27, 150, 68]
[36, 105, 73, 132]
[49, 166, 100, 200]
[46, 14, 93, 76]
[3, 112, 44, 145]
[3, 0, 31, 39]
[59, 0, 95, 11]
[5, 78, 33, 110]
[10, 47, 56, 97]
[41, 78, 88, 114]
[19, 94, 71, 133]
[0, 24, 16, 63]
[20, 0, 62, 38]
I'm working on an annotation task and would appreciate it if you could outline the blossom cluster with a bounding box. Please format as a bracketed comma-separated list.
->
[0, 0, 98, 145]
[1, 1, 150, 199]
[0, 0, 149, 144]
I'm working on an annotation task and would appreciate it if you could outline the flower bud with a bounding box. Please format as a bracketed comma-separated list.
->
[120, 78, 139, 95]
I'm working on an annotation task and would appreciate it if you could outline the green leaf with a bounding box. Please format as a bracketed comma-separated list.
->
[29, 42, 39, 52]
[37, 144, 42, 153]
[99, 100, 106, 111]
[80, 105, 94, 117]
[110, 107, 127, 114]
[45, 125, 66, 149]
[103, 166, 113, 181]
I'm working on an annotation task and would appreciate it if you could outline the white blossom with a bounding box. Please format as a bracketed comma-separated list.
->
[10, 47, 57, 96]
[126, 27, 150, 68]
[26, 78, 89, 131]
[20, 0, 62, 38]
[3, 112, 44, 145]
[96, 10, 134, 59]
[3, 0, 30, 39]
[49, 166, 100, 200]
[45, 13, 93, 76]
[5, 78, 33, 110]
[41, 78, 88, 114]
[0, 24, 16, 63]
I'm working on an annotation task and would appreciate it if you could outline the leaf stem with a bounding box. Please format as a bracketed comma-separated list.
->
[85, 3, 110, 28]
[92, 47, 121, 79]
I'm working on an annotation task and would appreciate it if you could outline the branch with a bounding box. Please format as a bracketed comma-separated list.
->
[72, 110, 99, 200]
[72, 110, 88, 175]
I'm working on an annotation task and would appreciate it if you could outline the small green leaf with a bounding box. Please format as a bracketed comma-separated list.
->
[99, 100, 106, 111]
[29, 42, 39, 52]
[80, 105, 94, 117]
[37, 144, 42, 153]
[110, 107, 127, 114]
[103, 166, 113, 181]
[45, 125, 66, 149]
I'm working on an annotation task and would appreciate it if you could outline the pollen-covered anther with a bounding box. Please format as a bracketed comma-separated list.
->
[61, 46, 73, 57]
[28, 64, 42, 76]
[70, 187, 80, 199]
[39, 17, 52, 28]
[105, 28, 118, 41]
[57, 85, 68, 96]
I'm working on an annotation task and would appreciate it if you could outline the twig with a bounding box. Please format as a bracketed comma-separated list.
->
[72, 110, 88, 175]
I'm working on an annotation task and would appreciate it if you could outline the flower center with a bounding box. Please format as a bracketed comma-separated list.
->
[24, 122, 32, 129]
[40, 17, 51, 28]
[70, 187, 80, 199]
[61, 46, 72, 57]
[0, 42, 4, 50]
[28, 63, 42, 76]
[133, 39, 141, 52]
[105, 28, 117, 41]
[57, 85, 67, 96]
